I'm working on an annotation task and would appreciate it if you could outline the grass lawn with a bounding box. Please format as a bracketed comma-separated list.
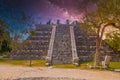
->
[109, 62, 120, 69]
[0, 57, 120, 69]
[0, 57, 45, 67]
[53, 61, 93, 69]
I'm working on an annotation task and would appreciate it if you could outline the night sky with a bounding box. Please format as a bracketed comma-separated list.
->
[0, 0, 97, 40]
[0, 0, 97, 23]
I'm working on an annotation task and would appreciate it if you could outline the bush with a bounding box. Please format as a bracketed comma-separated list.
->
[0, 40, 12, 55]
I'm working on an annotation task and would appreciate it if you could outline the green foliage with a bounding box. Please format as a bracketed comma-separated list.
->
[105, 32, 120, 53]
[0, 19, 9, 42]
[0, 20, 12, 55]
[0, 1, 35, 41]
[0, 40, 12, 54]
[80, 0, 120, 30]
[79, 0, 120, 66]
[30, 30, 35, 36]
[97, 0, 120, 26]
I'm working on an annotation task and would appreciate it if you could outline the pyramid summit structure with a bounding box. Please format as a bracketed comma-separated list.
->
[10, 21, 114, 65]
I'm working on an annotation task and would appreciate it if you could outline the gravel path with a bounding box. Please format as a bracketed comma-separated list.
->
[0, 65, 120, 80]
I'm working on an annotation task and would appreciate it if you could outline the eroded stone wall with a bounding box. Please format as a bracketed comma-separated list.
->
[10, 24, 52, 60]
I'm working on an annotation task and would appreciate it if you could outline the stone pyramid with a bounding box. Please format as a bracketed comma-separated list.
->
[10, 22, 114, 65]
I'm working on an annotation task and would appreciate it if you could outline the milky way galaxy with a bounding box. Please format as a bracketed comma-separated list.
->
[0, 0, 97, 40]
[0, 0, 97, 24]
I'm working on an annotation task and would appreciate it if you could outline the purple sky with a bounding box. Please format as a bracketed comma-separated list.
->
[0, 0, 97, 24]
[0, 0, 97, 40]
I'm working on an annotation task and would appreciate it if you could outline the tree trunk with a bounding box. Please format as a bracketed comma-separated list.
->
[94, 37, 101, 67]
[29, 52, 32, 66]
[29, 59, 32, 66]
[94, 23, 101, 67]
[94, 23, 115, 67]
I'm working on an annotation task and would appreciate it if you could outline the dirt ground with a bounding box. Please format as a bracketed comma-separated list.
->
[0, 65, 120, 80]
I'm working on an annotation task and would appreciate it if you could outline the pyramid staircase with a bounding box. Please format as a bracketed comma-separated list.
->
[10, 23, 114, 64]
[51, 24, 72, 64]
[10, 24, 52, 60]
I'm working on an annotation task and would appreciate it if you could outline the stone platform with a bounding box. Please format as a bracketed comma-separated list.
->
[10, 23, 115, 64]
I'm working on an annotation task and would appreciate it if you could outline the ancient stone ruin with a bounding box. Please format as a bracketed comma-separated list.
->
[10, 20, 114, 65]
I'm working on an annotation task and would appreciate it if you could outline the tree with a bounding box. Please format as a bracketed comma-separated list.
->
[0, 0, 36, 41]
[80, 0, 120, 67]
[0, 40, 12, 54]
[29, 30, 36, 66]
[30, 30, 35, 37]
[0, 19, 10, 48]
[105, 32, 120, 53]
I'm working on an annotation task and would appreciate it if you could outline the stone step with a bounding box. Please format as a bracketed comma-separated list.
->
[52, 25, 72, 64]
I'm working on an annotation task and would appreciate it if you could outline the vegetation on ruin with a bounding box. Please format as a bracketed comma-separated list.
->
[105, 32, 120, 54]
[80, 0, 120, 67]
[0, 0, 120, 70]
[0, 1, 35, 55]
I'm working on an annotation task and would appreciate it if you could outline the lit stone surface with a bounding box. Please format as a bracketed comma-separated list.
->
[10, 23, 116, 63]
[70, 25, 79, 64]
[46, 25, 56, 65]
[52, 24, 72, 64]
